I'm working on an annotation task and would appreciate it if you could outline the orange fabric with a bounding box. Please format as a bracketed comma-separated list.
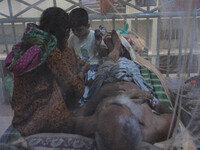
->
[100, 0, 115, 15]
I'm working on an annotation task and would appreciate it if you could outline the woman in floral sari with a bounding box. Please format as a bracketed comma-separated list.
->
[5, 7, 90, 136]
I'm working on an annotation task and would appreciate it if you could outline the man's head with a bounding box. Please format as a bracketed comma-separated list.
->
[69, 8, 90, 40]
[95, 101, 142, 150]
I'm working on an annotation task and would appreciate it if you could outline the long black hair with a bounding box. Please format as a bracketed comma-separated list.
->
[39, 7, 70, 50]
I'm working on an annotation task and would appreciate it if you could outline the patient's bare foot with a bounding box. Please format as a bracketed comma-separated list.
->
[111, 29, 121, 48]
[104, 36, 114, 53]
[108, 30, 122, 62]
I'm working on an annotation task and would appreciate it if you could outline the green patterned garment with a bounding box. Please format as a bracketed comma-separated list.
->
[5, 23, 57, 75]
[135, 47, 172, 108]
[139, 65, 171, 108]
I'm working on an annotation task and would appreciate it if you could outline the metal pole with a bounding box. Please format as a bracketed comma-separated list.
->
[1, 23, 8, 54]
[167, 17, 172, 77]
[156, 16, 161, 68]
[112, 18, 115, 29]
[145, 0, 150, 53]
[53, 0, 57, 6]
[134, 17, 138, 33]
[177, 16, 184, 77]
[187, 13, 197, 77]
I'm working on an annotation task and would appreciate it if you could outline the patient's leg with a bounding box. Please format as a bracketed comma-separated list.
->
[104, 36, 113, 51]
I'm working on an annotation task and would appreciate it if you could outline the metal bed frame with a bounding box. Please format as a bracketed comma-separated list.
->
[0, 0, 200, 78]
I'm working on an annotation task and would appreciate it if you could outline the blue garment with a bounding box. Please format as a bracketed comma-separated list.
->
[80, 64, 99, 104]
[117, 57, 153, 91]
[87, 57, 154, 99]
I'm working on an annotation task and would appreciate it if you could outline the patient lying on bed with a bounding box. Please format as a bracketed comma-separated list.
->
[74, 30, 176, 150]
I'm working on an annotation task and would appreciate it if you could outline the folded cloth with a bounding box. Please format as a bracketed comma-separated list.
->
[5, 23, 57, 76]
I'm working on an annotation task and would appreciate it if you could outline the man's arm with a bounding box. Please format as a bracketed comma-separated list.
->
[154, 102, 172, 114]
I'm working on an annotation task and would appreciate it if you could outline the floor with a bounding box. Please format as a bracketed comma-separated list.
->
[0, 77, 13, 138]
[0, 102, 13, 138]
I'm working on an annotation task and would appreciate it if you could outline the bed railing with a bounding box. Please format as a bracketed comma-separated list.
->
[0, 0, 200, 78]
